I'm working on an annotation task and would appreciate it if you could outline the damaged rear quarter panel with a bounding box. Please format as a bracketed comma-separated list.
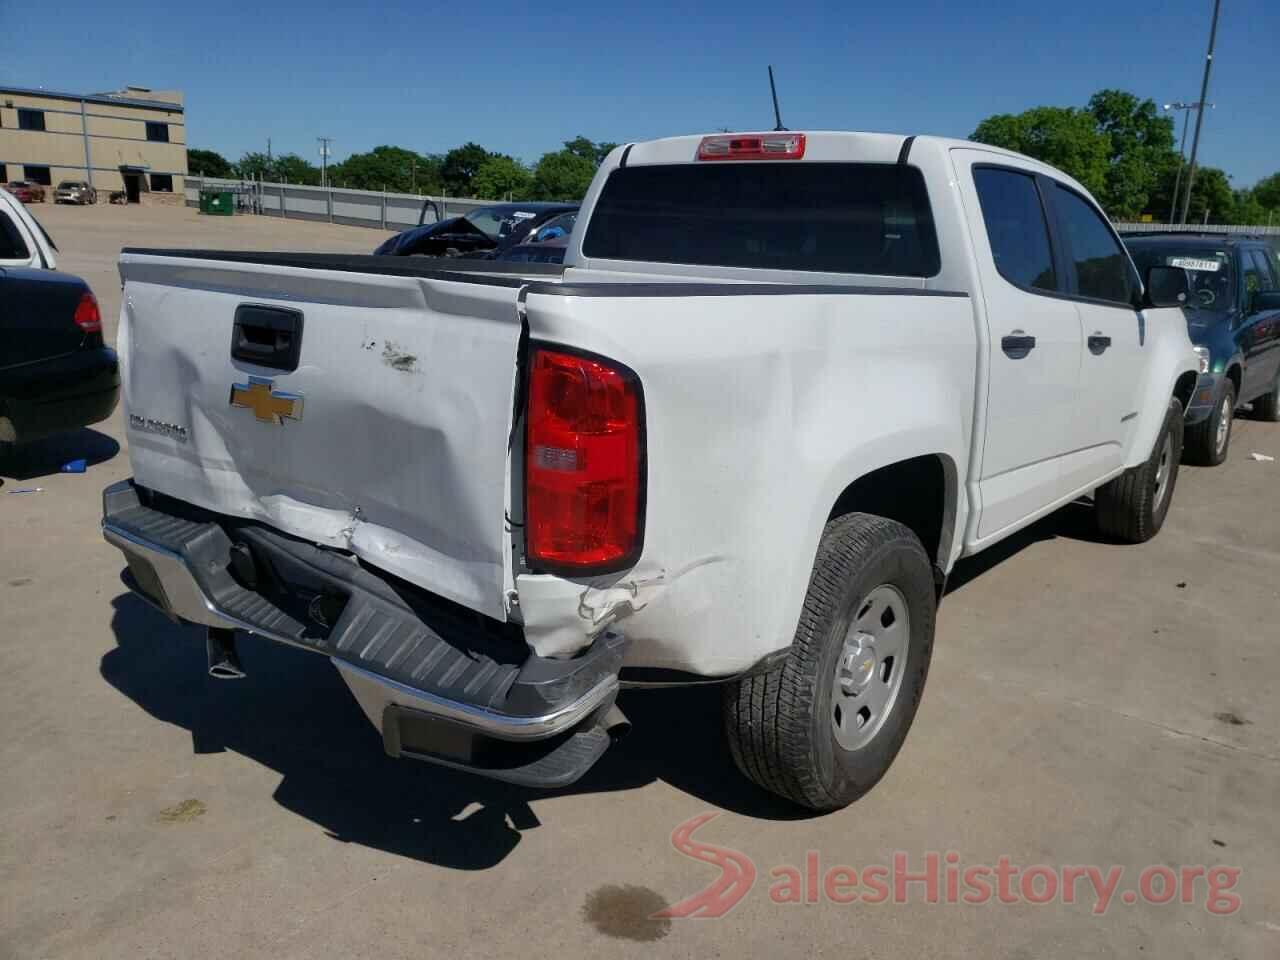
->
[517, 287, 975, 675]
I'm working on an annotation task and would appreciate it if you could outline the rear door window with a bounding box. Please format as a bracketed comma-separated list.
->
[1243, 250, 1265, 300]
[1248, 249, 1276, 292]
[582, 163, 940, 277]
[972, 168, 1057, 292]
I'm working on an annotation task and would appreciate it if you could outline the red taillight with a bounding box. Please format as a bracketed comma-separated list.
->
[525, 347, 644, 574]
[697, 132, 806, 161]
[73, 291, 102, 334]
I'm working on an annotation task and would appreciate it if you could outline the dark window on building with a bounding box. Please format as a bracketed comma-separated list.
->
[145, 122, 169, 143]
[0, 211, 30, 259]
[0, 163, 7, 184]
[17, 109, 46, 131]
[23, 165, 52, 186]
[582, 162, 941, 276]
[972, 168, 1057, 292]
[149, 173, 174, 192]
[1053, 185, 1135, 306]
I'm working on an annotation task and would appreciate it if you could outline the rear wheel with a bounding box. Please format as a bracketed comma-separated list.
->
[1096, 397, 1184, 542]
[1185, 381, 1236, 465]
[723, 513, 935, 811]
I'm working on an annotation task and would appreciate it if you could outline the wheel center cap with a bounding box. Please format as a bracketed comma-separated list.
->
[839, 633, 878, 694]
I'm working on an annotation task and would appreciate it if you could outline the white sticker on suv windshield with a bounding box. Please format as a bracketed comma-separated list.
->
[512, 211, 536, 220]
[1168, 257, 1222, 272]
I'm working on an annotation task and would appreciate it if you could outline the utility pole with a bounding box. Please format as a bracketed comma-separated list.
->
[1163, 102, 1198, 223]
[317, 136, 334, 189]
[267, 137, 272, 162]
[1179, 0, 1222, 224]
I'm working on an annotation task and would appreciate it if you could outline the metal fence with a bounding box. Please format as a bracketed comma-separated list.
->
[1115, 222, 1280, 236]
[184, 177, 493, 231]
[185, 178, 1280, 248]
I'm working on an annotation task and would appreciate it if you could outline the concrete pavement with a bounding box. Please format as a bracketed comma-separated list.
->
[2, 201, 1278, 959]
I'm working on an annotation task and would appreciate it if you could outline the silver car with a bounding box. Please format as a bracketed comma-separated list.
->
[54, 181, 97, 205]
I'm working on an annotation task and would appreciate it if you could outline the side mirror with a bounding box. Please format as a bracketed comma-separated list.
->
[1250, 290, 1280, 315]
[1144, 266, 1189, 308]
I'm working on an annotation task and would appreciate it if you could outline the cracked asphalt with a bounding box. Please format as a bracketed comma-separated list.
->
[2, 202, 1278, 959]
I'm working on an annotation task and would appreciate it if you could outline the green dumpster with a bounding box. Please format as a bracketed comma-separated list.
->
[199, 190, 234, 216]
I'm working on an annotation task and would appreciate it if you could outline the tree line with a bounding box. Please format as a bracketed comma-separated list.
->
[186, 99, 1278, 224]
[970, 89, 1278, 225]
[186, 136, 616, 202]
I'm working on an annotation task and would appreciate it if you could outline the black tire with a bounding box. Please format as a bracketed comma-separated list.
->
[1095, 397, 1184, 543]
[723, 513, 935, 812]
[1251, 372, 1280, 422]
[1184, 380, 1236, 466]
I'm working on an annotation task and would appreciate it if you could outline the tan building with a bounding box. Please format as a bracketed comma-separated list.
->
[0, 85, 187, 201]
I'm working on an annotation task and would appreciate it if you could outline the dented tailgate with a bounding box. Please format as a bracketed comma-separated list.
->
[117, 253, 525, 621]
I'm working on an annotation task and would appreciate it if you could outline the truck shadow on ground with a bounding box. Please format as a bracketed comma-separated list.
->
[99, 500, 1126, 870]
[0, 428, 118, 483]
[101, 593, 808, 872]
[944, 499, 1109, 595]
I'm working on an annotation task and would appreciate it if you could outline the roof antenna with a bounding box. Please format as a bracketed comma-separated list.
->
[768, 65, 787, 131]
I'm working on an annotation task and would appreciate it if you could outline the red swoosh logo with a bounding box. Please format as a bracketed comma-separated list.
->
[653, 812, 757, 918]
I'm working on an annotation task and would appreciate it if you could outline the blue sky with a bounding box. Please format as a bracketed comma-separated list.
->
[2, 0, 1276, 187]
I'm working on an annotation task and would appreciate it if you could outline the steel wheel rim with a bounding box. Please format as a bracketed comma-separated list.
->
[1215, 395, 1232, 456]
[831, 584, 909, 751]
[1154, 433, 1173, 508]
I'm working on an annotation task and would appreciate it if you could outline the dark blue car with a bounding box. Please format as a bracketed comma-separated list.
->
[1126, 233, 1280, 465]
[0, 266, 119, 455]
[374, 202, 578, 259]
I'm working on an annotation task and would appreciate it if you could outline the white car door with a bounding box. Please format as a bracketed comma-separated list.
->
[1046, 182, 1146, 491]
[0, 190, 53, 268]
[954, 151, 1083, 540]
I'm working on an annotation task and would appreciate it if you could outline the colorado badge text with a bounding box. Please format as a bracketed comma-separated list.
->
[229, 376, 304, 425]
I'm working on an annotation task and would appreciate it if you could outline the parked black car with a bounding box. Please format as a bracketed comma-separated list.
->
[0, 267, 119, 455]
[494, 212, 578, 264]
[374, 202, 578, 258]
[1125, 233, 1280, 464]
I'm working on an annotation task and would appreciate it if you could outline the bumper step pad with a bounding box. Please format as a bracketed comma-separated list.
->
[102, 479, 627, 787]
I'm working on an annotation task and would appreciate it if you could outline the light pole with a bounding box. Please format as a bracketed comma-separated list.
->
[317, 136, 334, 189]
[1164, 103, 1194, 224]
[1179, 0, 1222, 224]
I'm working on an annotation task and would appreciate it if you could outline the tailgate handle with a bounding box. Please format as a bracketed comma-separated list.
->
[231, 305, 304, 372]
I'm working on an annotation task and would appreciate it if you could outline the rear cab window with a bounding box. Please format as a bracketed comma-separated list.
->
[582, 163, 940, 277]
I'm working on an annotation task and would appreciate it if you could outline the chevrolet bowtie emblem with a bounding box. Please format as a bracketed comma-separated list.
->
[229, 377, 304, 424]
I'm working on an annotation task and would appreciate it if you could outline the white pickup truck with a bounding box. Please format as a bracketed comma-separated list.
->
[102, 131, 1199, 810]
